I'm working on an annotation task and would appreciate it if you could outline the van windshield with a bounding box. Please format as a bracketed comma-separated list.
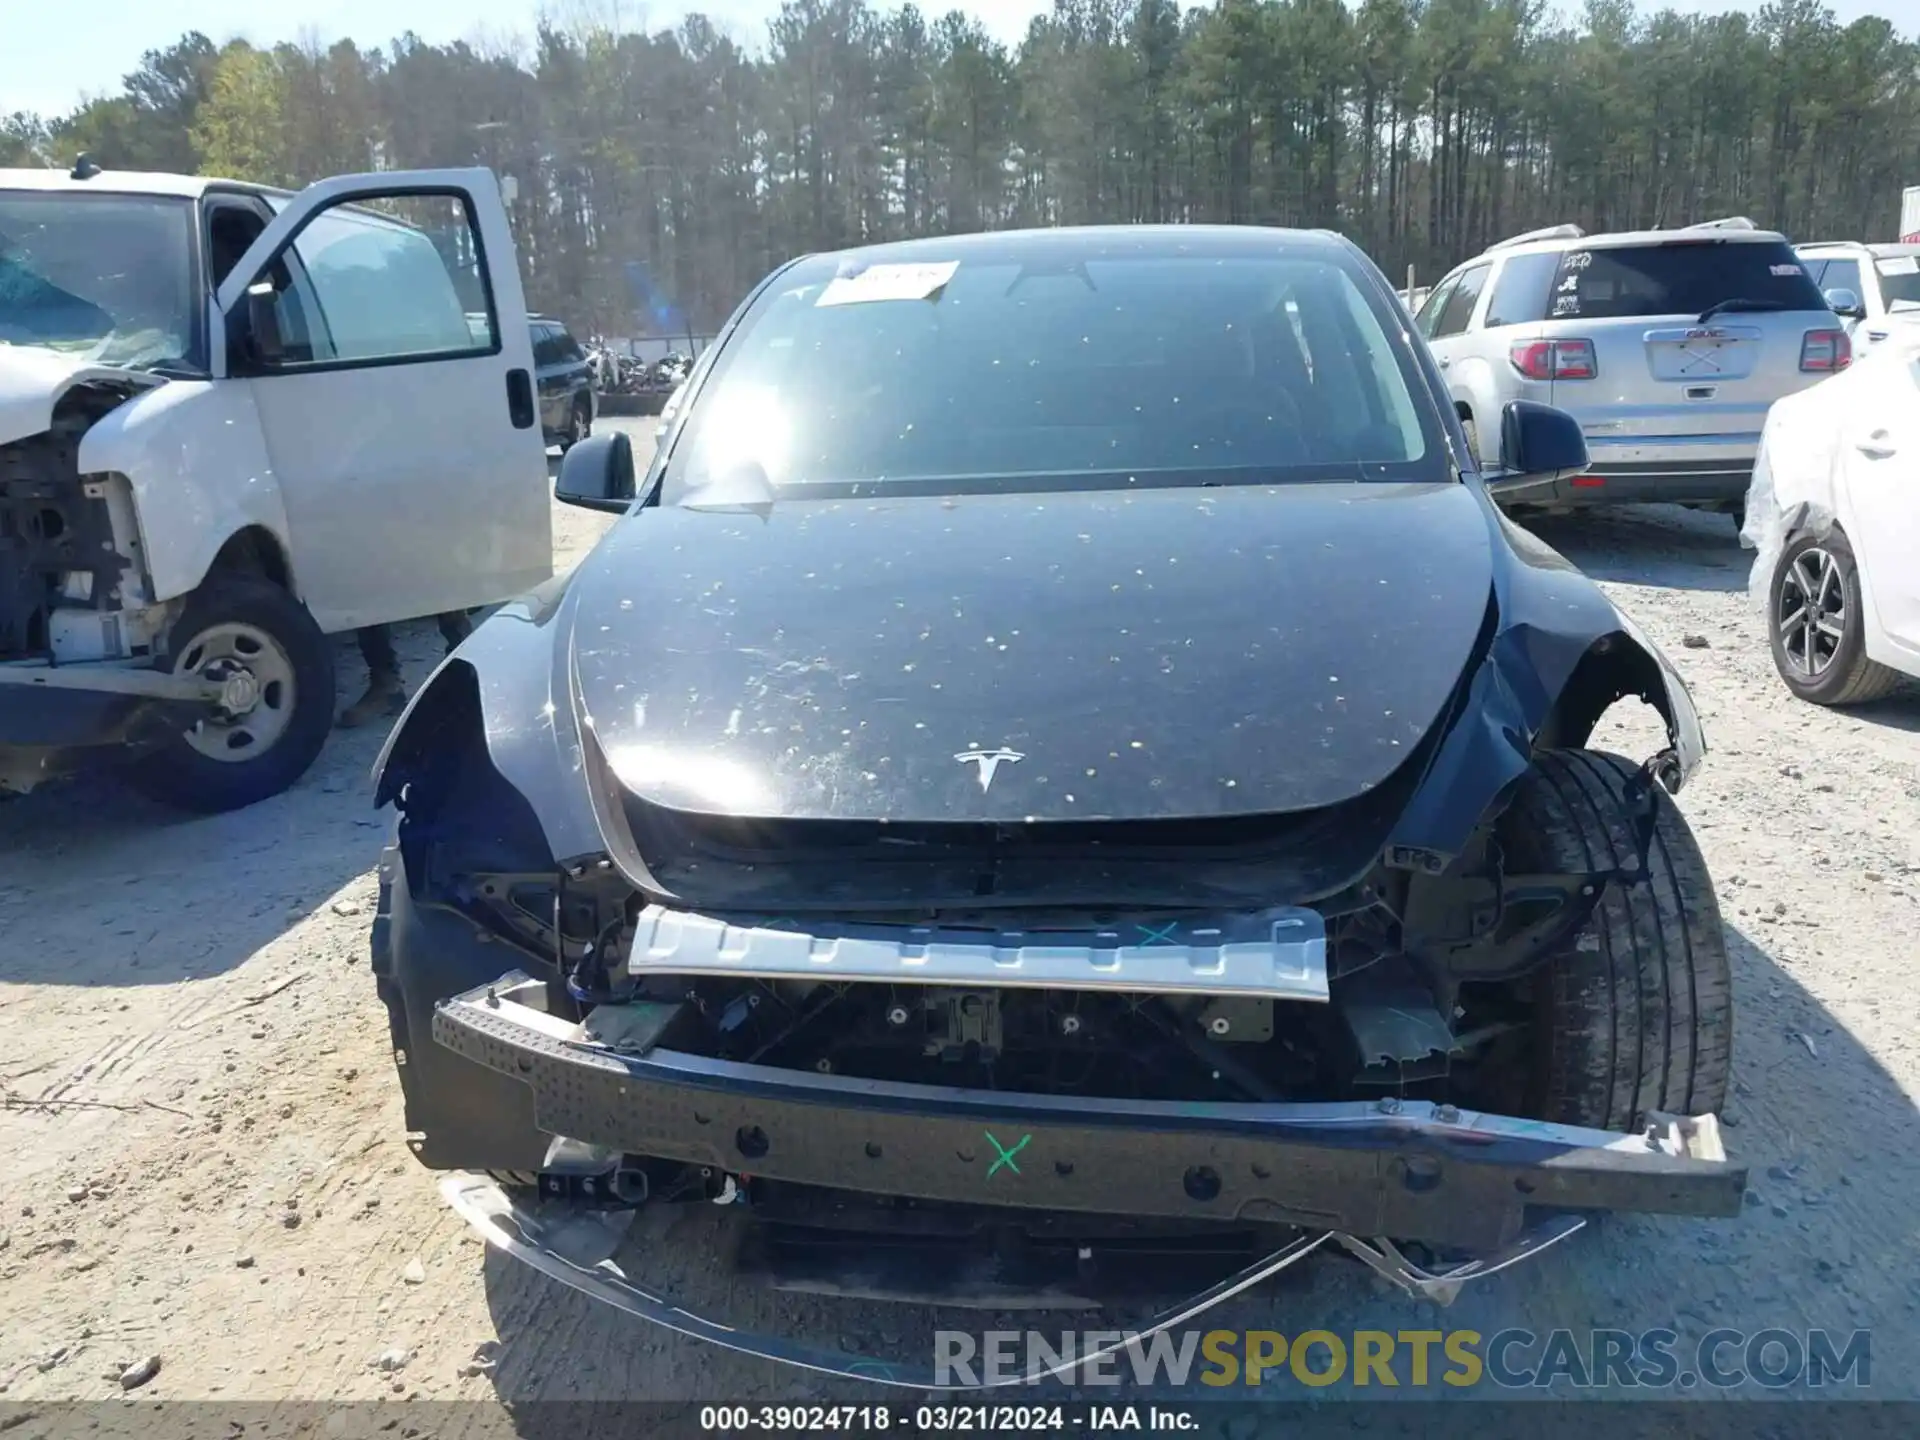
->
[0, 191, 199, 370]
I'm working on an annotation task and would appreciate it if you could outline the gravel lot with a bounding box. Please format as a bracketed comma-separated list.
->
[3, 420, 1917, 1409]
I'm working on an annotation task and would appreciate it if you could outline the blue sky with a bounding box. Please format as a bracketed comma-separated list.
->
[5, 0, 1917, 120]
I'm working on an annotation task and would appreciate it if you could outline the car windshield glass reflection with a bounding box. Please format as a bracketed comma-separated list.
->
[663, 246, 1446, 501]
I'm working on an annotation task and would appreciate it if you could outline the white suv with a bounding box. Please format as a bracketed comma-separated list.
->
[1417, 219, 1850, 526]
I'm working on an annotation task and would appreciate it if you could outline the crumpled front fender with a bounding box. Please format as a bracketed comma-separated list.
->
[371, 573, 606, 867]
[1384, 512, 1705, 868]
[0, 347, 160, 448]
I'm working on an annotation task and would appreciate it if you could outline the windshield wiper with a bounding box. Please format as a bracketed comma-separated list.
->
[1005, 259, 1097, 296]
[144, 359, 207, 380]
[1696, 298, 1786, 321]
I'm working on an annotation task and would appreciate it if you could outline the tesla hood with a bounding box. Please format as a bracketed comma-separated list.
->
[0, 347, 159, 447]
[568, 480, 1495, 824]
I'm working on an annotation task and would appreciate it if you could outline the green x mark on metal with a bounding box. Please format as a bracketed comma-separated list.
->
[985, 1131, 1031, 1178]
[1136, 921, 1181, 946]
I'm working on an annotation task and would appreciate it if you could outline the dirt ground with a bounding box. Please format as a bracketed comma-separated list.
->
[3, 424, 1917, 1412]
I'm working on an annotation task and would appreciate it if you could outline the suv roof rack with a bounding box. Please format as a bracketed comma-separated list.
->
[1685, 216, 1758, 231]
[1484, 223, 1586, 253]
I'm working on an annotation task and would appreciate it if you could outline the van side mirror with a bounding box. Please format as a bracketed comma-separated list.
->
[243, 281, 284, 365]
[555, 431, 637, 513]
[1500, 400, 1589, 482]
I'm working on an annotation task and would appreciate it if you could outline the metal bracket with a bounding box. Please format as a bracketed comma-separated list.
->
[1334, 1214, 1587, 1306]
[1468, 750, 1668, 972]
[534, 1134, 649, 1207]
[1608, 752, 1669, 886]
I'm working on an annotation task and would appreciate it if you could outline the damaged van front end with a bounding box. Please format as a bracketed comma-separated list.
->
[0, 351, 227, 794]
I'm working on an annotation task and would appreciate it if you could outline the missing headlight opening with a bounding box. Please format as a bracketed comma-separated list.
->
[368, 225, 1741, 1384]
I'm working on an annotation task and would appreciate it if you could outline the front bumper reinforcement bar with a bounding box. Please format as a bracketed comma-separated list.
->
[433, 974, 1745, 1254]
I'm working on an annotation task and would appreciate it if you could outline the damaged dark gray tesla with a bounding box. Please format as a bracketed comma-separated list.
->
[369, 226, 1742, 1385]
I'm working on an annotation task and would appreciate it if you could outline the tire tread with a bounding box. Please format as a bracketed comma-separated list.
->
[1509, 749, 1731, 1130]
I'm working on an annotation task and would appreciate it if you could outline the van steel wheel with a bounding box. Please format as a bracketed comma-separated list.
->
[124, 578, 335, 813]
[1768, 529, 1901, 706]
[176, 621, 298, 763]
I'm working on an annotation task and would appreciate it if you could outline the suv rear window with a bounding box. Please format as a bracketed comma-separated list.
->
[1540, 240, 1825, 321]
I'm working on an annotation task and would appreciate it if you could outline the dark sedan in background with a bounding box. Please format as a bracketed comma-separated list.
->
[530, 313, 596, 450]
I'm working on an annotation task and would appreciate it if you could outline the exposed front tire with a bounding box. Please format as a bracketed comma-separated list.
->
[560, 397, 591, 452]
[1768, 529, 1902, 706]
[1501, 749, 1733, 1131]
[123, 578, 335, 813]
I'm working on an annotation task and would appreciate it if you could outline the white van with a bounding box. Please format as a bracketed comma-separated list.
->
[0, 161, 552, 811]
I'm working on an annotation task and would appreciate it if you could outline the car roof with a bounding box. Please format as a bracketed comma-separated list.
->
[1476, 223, 1788, 262]
[806, 224, 1356, 269]
[0, 166, 270, 200]
[1797, 241, 1920, 259]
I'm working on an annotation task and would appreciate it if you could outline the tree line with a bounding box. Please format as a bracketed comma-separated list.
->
[3, 0, 1917, 334]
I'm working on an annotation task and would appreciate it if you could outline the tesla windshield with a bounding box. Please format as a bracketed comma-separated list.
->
[663, 236, 1446, 499]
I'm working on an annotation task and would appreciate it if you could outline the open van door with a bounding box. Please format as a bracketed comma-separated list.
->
[213, 168, 552, 634]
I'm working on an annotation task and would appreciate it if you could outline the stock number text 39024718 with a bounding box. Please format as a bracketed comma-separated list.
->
[698, 1404, 1074, 1432]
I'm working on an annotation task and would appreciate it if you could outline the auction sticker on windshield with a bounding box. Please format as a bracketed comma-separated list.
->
[817, 261, 959, 306]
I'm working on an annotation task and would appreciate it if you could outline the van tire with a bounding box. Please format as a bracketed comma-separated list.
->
[124, 578, 335, 813]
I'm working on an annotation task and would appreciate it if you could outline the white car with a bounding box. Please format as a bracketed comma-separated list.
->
[0, 160, 553, 810]
[1795, 240, 1920, 352]
[1743, 332, 1920, 705]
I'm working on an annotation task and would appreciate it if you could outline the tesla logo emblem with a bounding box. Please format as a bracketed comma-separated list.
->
[955, 747, 1024, 792]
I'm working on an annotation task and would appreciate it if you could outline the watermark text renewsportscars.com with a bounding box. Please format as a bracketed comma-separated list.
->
[933, 1327, 1872, 1390]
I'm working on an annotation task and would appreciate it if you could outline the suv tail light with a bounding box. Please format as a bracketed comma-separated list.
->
[1509, 338, 1598, 380]
[1800, 328, 1852, 372]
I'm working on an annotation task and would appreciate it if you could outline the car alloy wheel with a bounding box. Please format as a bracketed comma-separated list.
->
[1775, 544, 1845, 680]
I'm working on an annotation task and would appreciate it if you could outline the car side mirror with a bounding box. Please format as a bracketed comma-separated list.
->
[1500, 400, 1589, 482]
[555, 431, 637, 513]
[243, 281, 284, 365]
[1823, 287, 1865, 321]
